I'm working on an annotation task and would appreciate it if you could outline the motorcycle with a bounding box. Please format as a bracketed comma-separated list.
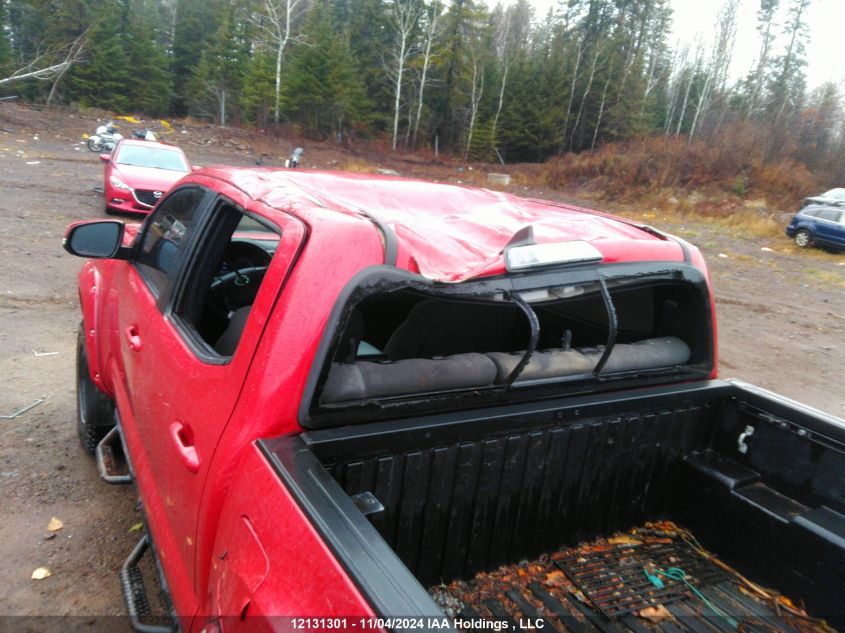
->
[131, 129, 158, 141]
[285, 147, 304, 168]
[86, 122, 123, 152]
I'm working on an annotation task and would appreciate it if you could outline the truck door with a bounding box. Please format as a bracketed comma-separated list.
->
[114, 187, 305, 617]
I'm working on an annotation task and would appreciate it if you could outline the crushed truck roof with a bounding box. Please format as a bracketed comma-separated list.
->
[199, 167, 690, 282]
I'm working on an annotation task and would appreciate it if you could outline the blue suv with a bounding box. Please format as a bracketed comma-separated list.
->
[785, 205, 845, 251]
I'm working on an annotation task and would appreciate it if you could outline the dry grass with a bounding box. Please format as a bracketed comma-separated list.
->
[340, 158, 377, 173]
[707, 210, 784, 239]
[499, 123, 822, 228]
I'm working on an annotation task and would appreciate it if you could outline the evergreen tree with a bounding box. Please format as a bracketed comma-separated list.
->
[187, 5, 250, 125]
[339, 0, 391, 131]
[282, 1, 368, 138]
[241, 49, 277, 126]
[125, 0, 172, 115]
[171, 0, 224, 114]
[67, 0, 131, 112]
[768, 0, 810, 119]
[0, 0, 11, 72]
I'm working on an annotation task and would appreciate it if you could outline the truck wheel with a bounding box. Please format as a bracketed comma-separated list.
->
[794, 229, 812, 248]
[77, 325, 115, 454]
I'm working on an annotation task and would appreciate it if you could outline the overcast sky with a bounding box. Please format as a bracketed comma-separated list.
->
[523, 0, 844, 91]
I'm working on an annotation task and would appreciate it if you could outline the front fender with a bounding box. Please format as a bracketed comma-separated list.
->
[78, 260, 113, 397]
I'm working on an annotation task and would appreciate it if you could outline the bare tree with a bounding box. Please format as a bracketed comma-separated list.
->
[489, 4, 516, 152]
[0, 34, 87, 97]
[775, 0, 811, 119]
[673, 40, 704, 137]
[251, 0, 308, 123]
[388, 0, 422, 151]
[559, 35, 585, 152]
[463, 55, 484, 161]
[412, 0, 444, 148]
[47, 35, 87, 105]
[663, 42, 686, 136]
[745, 0, 780, 119]
[589, 3, 637, 150]
[570, 37, 605, 150]
[689, 0, 738, 141]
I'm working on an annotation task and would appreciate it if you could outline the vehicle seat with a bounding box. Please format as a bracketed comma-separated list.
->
[383, 300, 524, 360]
[215, 306, 252, 355]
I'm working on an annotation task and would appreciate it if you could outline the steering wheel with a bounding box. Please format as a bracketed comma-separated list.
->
[210, 266, 268, 312]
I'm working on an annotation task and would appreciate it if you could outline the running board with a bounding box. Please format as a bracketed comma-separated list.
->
[96, 425, 131, 484]
[121, 534, 175, 633]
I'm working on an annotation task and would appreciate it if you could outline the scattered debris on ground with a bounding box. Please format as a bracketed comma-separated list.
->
[430, 522, 830, 632]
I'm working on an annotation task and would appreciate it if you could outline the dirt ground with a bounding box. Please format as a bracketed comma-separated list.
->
[0, 103, 843, 629]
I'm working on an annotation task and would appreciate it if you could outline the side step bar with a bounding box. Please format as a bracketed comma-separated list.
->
[96, 425, 132, 484]
[121, 534, 176, 633]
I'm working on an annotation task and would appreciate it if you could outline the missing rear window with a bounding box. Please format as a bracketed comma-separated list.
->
[317, 273, 709, 408]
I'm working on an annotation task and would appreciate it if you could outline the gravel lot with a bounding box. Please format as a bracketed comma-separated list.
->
[1, 104, 843, 630]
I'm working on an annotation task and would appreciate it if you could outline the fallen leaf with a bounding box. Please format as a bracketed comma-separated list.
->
[128, 522, 143, 533]
[608, 535, 642, 546]
[47, 517, 63, 532]
[31, 567, 52, 580]
[545, 570, 566, 586]
[639, 605, 672, 622]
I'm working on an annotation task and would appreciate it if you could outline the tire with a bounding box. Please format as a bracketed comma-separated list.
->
[794, 229, 813, 248]
[76, 325, 115, 454]
[87, 137, 104, 152]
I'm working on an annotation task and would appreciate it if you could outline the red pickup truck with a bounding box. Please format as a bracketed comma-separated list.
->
[64, 168, 844, 633]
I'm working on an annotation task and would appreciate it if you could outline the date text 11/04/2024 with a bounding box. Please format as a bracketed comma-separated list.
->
[290, 617, 547, 630]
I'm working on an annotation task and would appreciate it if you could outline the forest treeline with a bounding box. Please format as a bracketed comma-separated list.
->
[1, 0, 843, 186]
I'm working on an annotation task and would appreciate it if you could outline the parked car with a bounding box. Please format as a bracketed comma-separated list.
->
[101, 139, 191, 214]
[63, 169, 844, 633]
[785, 204, 845, 250]
[802, 187, 845, 208]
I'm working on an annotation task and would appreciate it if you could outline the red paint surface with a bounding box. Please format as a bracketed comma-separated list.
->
[68, 167, 715, 630]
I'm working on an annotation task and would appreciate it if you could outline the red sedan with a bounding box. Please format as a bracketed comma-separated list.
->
[101, 139, 191, 214]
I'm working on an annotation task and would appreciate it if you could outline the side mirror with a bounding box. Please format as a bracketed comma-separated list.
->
[63, 221, 125, 258]
[99, 153, 110, 163]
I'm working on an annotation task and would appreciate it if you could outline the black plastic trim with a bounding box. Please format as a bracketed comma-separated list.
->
[112, 411, 180, 633]
[257, 437, 448, 627]
[303, 380, 732, 461]
[299, 262, 714, 428]
[355, 209, 398, 266]
[120, 534, 176, 633]
[728, 380, 845, 447]
[503, 291, 539, 385]
[96, 426, 132, 484]
[592, 276, 618, 376]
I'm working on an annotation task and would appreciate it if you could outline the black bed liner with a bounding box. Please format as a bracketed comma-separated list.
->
[260, 380, 845, 631]
[430, 523, 825, 633]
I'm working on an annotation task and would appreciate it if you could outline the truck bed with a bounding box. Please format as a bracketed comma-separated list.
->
[260, 380, 845, 630]
[430, 522, 824, 633]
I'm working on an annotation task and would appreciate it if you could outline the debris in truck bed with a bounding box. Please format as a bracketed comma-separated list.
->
[429, 522, 832, 633]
